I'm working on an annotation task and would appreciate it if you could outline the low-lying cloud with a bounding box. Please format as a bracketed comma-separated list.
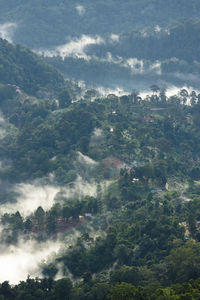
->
[0, 173, 110, 283]
[0, 22, 17, 42]
[106, 54, 161, 75]
[0, 111, 7, 140]
[96, 86, 128, 97]
[38, 33, 163, 76]
[76, 4, 85, 16]
[110, 34, 120, 42]
[60, 176, 98, 200]
[140, 25, 170, 38]
[39, 35, 104, 60]
[0, 239, 62, 284]
[77, 151, 97, 166]
[0, 183, 59, 217]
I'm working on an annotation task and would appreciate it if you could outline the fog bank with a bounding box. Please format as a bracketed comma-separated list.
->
[0, 22, 17, 42]
[0, 184, 59, 217]
[0, 239, 62, 284]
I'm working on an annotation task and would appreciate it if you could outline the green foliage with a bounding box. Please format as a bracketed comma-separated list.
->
[165, 241, 200, 284]
[0, 64, 200, 294]
[2, 276, 200, 299]
[44, 19, 200, 89]
[109, 282, 138, 300]
[58, 89, 72, 109]
[0, 38, 64, 94]
[1, 1, 200, 295]
[0, 84, 15, 102]
[1, 0, 200, 48]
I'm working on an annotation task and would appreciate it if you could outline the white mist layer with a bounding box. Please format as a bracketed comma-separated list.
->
[0, 184, 59, 217]
[0, 22, 17, 42]
[93, 128, 103, 137]
[64, 176, 98, 199]
[0, 157, 111, 284]
[105, 54, 161, 75]
[96, 86, 129, 96]
[77, 151, 97, 165]
[39, 35, 104, 60]
[110, 34, 120, 42]
[76, 4, 85, 16]
[0, 128, 6, 140]
[0, 239, 61, 284]
[37, 33, 163, 76]
[140, 26, 170, 38]
[0, 111, 7, 140]
[0, 174, 103, 217]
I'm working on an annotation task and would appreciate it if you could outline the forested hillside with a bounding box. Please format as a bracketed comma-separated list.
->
[1, 1, 200, 90]
[0, 0, 200, 47]
[0, 38, 64, 94]
[45, 19, 200, 89]
[87, 19, 200, 63]
[1, 79, 200, 184]
[0, 54, 200, 296]
[1, 2, 200, 299]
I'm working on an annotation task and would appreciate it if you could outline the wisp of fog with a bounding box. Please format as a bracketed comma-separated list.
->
[0, 239, 62, 284]
[0, 23, 17, 42]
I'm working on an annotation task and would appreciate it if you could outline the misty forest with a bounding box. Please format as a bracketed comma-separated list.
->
[1, 1, 200, 299]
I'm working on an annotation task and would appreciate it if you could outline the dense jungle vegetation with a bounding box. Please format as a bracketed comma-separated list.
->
[1, 0, 200, 48]
[45, 19, 200, 89]
[0, 10, 200, 298]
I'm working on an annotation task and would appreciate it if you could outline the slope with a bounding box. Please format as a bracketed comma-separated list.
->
[0, 38, 64, 94]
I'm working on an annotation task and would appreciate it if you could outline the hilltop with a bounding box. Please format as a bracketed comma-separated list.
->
[0, 38, 64, 95]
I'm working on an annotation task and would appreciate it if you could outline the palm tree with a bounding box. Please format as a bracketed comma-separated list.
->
[150, 85, 160, 95]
